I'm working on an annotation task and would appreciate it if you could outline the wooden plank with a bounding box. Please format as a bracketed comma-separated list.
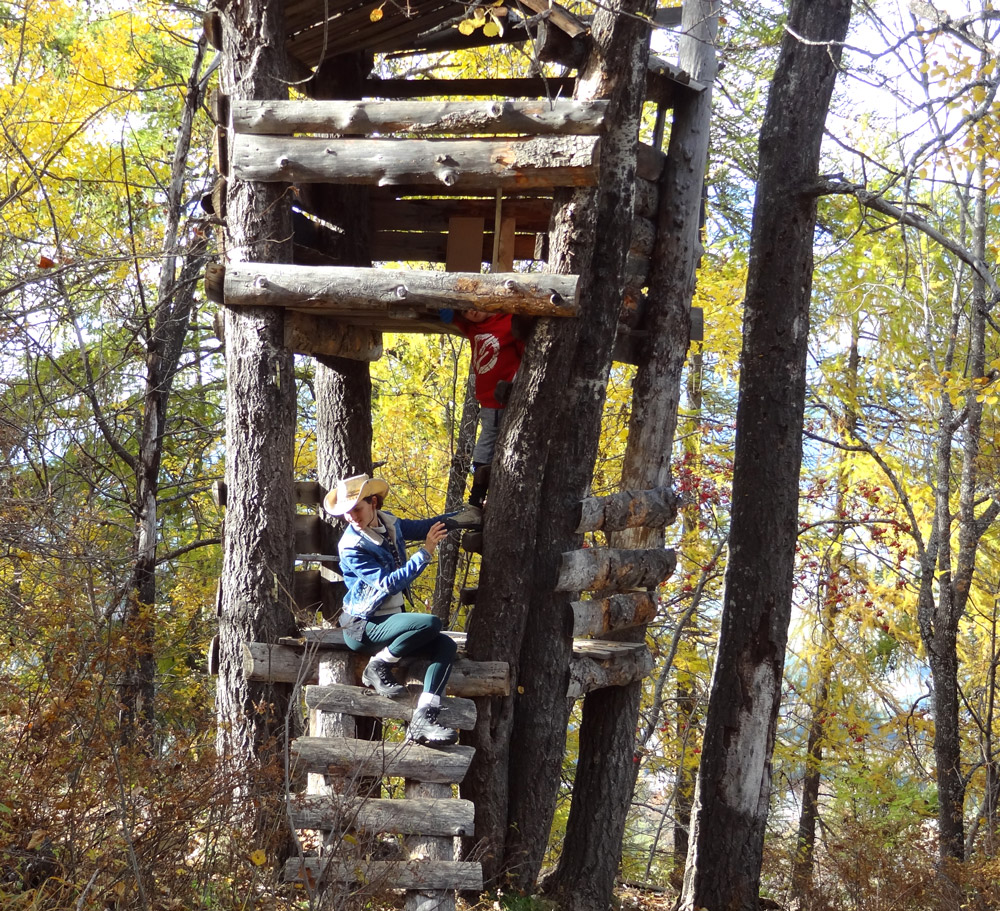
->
[571, 591, 658, 638]
[556, 547, 676, 592]
[295, 513, 325, 557]
[291, 736, 476, 784]
[494, 217, 517, 271]
[517, 0, 588, 37]
[568, 645, 654, 698]
[222, 263, 580, 316]
[446, 217, 485, 273]
[304, 685, 477, 730]
[285, 312, 383, 360]
[284, 857, 483, 890]
[231, 98, 608, 136]
[242, 643, 510, 696]
[289, 793, 475, 836]
[230, 134, 600, 190]
[575, 485, 678, 533]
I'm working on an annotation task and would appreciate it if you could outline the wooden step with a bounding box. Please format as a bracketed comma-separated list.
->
[283, 856, 483, 890]
[304, 684, 477, 729]
[292, 736, 476, 784]
[241, 641, 510, 697]
[289, 793, 475, 837]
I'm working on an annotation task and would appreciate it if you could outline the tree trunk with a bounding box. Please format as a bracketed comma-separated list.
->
[679, 1, 853, 908]
[432, 372, 478, 622]
[463, 0, 657, 891]
[544, 6, 717, 908]
[214, 0, 299, 849]
[118, 39, 210, 745]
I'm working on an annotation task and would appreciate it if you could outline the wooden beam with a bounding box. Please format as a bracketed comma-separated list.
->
[230, 98, 608, 136]
[285, 311, 383, 360]
[289, 793, 475, 837]
[575, 485, 679, 533]
[230, 134, 600, 190]
[555, 547, 677, 592]
[241, 643, 510, 696]
[284, 857, 483, 890]
[568, 643, 653, 698]
[291, 736, 475, 784]
[222, 262, 580, 317]
[361, 77, 576, 99]
[304, 684, 477, 730]
[571, 591, 658, 637]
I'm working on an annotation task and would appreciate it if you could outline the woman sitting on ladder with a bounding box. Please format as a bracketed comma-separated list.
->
[325, 472, 478, 747]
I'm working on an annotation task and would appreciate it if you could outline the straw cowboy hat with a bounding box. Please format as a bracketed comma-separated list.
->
[323, 473, 390, 516]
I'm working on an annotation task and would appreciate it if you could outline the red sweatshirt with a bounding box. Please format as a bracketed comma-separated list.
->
[454, 313, 525, 409]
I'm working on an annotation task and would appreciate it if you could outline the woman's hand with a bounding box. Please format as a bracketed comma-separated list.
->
[422, 521, 448, 556]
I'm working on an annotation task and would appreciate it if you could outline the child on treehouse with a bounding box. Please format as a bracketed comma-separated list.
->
[325, 472, 478, 746]
[442, 308, 531, 509]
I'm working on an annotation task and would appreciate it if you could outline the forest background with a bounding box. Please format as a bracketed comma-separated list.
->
[3, 0, 1000, 908]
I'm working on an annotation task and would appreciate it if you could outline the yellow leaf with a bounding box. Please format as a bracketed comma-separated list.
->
[458, 18, 476, 34]
[471, 7, 487, 24]
[369, 3, 384, 20]
[483, 19, 500, 37]
[250, 849, 267, 866]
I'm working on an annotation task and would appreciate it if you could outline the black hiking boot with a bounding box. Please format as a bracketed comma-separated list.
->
[362, 658, 406, 698]
[443, 504, 483, 531]
[407, 706, 458, 746]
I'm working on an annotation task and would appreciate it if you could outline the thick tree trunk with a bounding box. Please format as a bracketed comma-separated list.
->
[462, 0, 656, 891]
[214, 0, 299, 848]
[679, 1, 853, 908]
[545, 6, 717, 908]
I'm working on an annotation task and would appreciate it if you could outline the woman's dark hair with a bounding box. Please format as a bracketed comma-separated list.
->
[370, 493, 384, 509]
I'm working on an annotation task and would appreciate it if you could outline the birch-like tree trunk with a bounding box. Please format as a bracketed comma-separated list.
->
[679, 1, 853, 907]
[119, 38, 211, 744]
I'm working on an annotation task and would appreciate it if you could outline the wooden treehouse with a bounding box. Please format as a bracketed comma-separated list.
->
[204, 0, 706, 905]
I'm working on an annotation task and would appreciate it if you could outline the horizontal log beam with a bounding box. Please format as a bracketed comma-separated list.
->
[571, 591, 658, 638]
[230, 98, 608, 136]
[242, 643, 510, 696]
[555, 547, 677, 592]
[289, 793, 475, 837]
[284, 857, 483, 890]
[361, 77, 576, 99]
[291, 736, 475, 784]
[285, 311, 383, 360]
[575, 486, 679, 533]
[222, 263, 579, 317]
[305, 684, 477, 730]
[568, 644, 653, 698]
[230, 134, 600, 190]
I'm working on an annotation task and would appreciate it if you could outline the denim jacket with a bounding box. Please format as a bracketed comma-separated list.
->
[338, 511, 443, 620]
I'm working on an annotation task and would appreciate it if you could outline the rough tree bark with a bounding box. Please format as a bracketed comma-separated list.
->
[463, 0, 656, 890]
[543, 7, 717, 908]
[214, 0, 299, 847]
[679, 1, 853, 908]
